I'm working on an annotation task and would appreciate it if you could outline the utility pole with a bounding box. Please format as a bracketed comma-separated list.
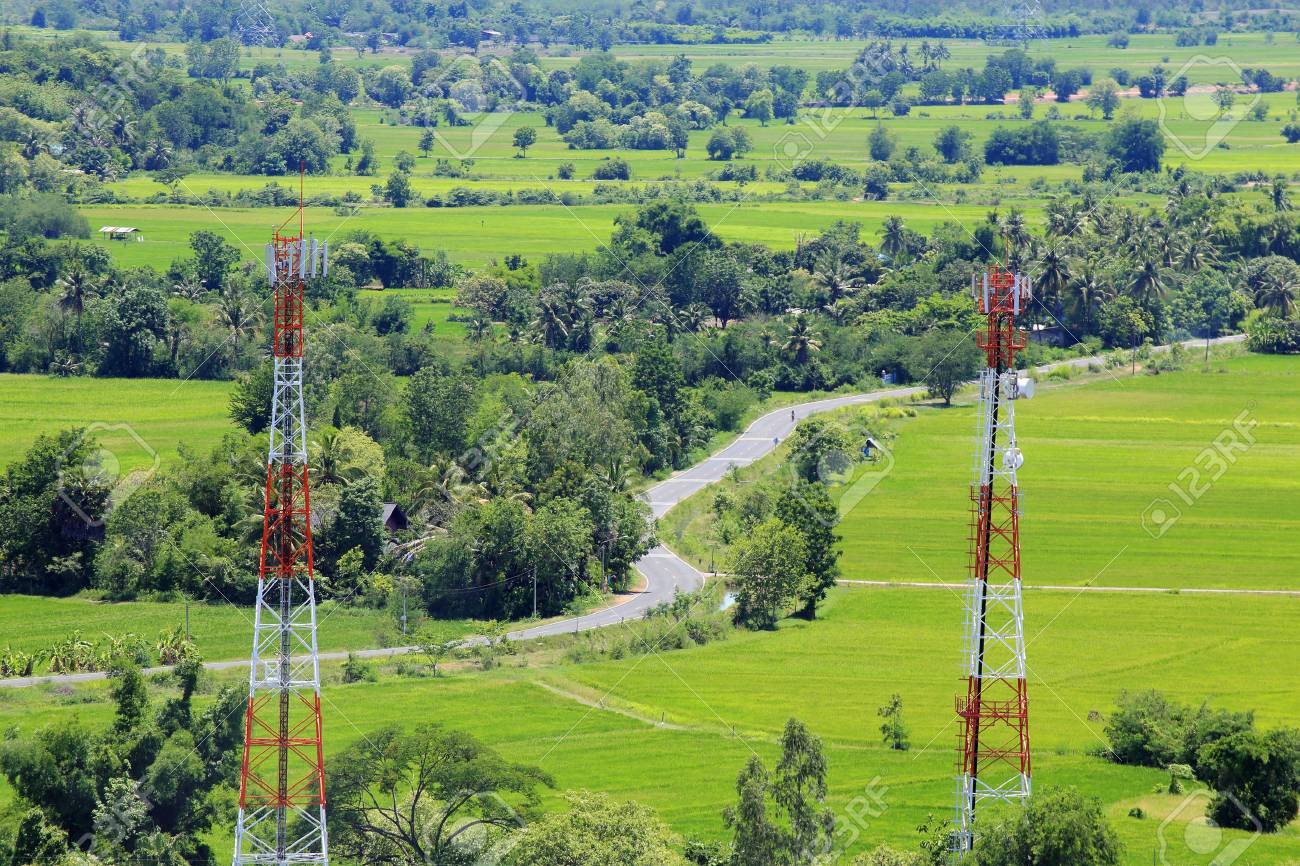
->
[953, 266, 1033, 859]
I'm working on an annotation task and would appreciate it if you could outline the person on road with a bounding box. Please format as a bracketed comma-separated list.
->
[790, 409, 796, 422]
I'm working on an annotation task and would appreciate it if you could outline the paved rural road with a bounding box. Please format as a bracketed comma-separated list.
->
[0, 334, 1245, 689]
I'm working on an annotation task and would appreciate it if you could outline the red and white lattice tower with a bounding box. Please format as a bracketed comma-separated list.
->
[234, 190, 330, 866]
[953, 266, 1034, 857]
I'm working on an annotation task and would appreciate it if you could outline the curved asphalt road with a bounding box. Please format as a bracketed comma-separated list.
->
[0, 335, 1244, 689]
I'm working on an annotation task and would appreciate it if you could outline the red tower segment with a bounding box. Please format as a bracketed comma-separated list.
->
[953, 267, 1033, 857]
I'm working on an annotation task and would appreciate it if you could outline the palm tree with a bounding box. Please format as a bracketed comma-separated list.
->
[1128, 258, 1167, 303]
[811, 249, 865, 303]
[215, 289, 262, 363]
[1000, 208, 1031, 267]
[56, 264, 97, 352]
[782, 314, 822, 365]
[1065, 264, 1109, 328]
[531, 296, 569, 349]
[1268, 176, 1293, 213]
[1256, 272, 1298, 316]
[467, 315, 494, 372]
[682, 302, 712, 333]
[1033, 239, 1072, 313]
[1178, 224, 1219, 272]
[171, 277, 206, 302]
[879, 215, 908, 262]
[311, 429, 361, 485]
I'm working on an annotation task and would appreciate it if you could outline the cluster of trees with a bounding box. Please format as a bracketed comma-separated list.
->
[1105, 690, 1300, 833]
[25, 0, 1275, 54]
[0, 33, 359, 185]
[0, 658, 243, 866]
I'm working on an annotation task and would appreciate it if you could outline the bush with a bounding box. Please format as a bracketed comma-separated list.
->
[1247, 316, 1300, 353]
[0, 193, 89, 239]
[591, 157, 631, 180]
[975, 787, 1122, 866]
[1104, 690, 1253, 775]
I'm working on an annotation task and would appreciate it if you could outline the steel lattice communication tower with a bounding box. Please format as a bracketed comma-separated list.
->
[234, 185, 330, 866]
[953, 266, 1034, 857]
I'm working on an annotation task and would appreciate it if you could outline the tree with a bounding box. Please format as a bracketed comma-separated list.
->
[867, 124, 895, 161]
[745, 89, 774, 126]
[730, 517, 809, 630]
[723, 718, 835, 866]
[774, 481, 840, 619]
[512, 126, 537, 157]
[782, 314, 822, 364]
[1198, 728, 1300, 833]
[0, 428, 110, 594]
[372, 65, 413, 108]
[321, 477, 384, 574]
[707, 127, 751, 160]
[228, 361, 273, 434]
[974, 787, 1122, 866]
[507, 791, 688, 865]
[1105, 119, 1165, 173]
[933, 125, 971, 163]
[327, 724, 553, 866]
[385, 171, 413, 207]
[419, 128, 435, 157]
[878, 694, 910, 751]
[96, 283, 169, 377]
[188, 230, 239, 292]
[1051, 70, 1080, 102]
[403, 367, 476, 462]
[1212, 86, 1236, 116]
[1085, 79, 1121, 119]
[415, 624, 464, 676]
[906, 327, 982, 406]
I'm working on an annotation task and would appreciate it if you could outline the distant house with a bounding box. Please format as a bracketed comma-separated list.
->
[481, 29, 503, 39]
[310, 502, 408, 534]
[382, 503, 408, 533]
[98, 226, 139, 241]
[1027, 323, 1068, 347]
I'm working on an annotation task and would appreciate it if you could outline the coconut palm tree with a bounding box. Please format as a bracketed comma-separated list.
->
[811, 249, 866, 303]
[1000, 208, 1031, 268]
[171, 277, 206, 302]
[215, 288, 262, 362]
[682, 302, 712, 333]
[56, 264, 98, 352]
[1128, 258, 1168, 303]
[879, 215, 908, 262]
[1033, 239, 1072, 313]
[1256, 272, 1298, 316]
[1178, 224, 1219, 272]
[531, 296, 569, 349]
[1065, 263, 1109, 329]
[782, 314, 822, 365]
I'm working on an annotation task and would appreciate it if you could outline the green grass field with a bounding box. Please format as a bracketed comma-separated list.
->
[0, 594, 400, 663]
[79, 199, 1029, 270]
[0, 373, 235, 472]
[2, 583, 1295, 865]
[666, 351, 1300, 592]
[3, 353, 1299, 863]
